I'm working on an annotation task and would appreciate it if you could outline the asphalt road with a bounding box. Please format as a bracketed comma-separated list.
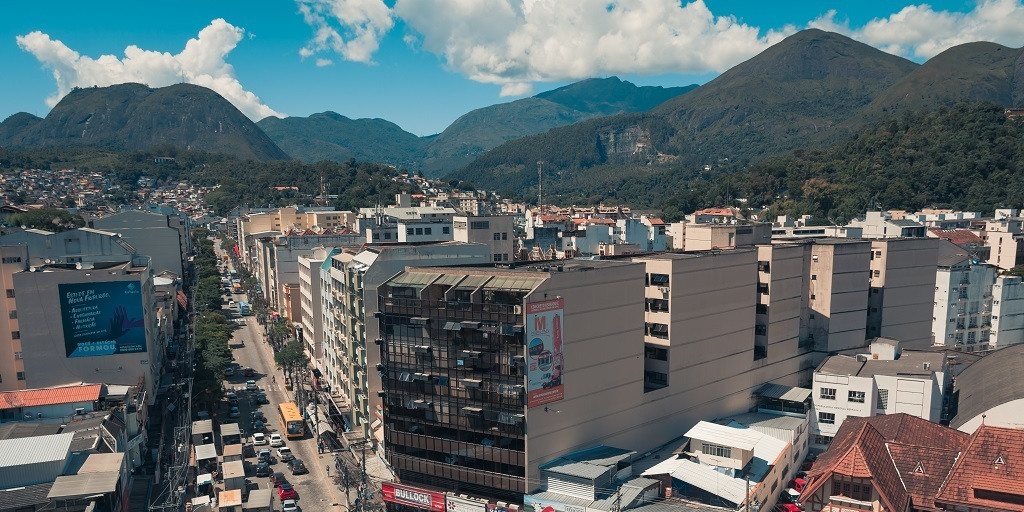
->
[217, 248, 348, 512]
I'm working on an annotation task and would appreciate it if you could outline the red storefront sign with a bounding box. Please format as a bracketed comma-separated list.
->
[382, 483, 445, 512]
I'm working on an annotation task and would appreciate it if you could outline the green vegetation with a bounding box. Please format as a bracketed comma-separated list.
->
[5, 207, 85, 232]
[257, 112, 426, 168]
[191, 227, 232, 406]
[274, 340, 309, 389]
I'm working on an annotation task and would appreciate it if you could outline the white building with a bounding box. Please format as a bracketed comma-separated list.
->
[453, 215, 515, 263]
[845, 212, 926, 239]
[811, 338, 946, 449]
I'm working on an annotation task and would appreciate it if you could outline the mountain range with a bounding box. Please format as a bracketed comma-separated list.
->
[453, 30, 1024, 199]
[256, 77, 696, 173]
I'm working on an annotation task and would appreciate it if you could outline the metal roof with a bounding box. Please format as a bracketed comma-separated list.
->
[246, 488, 273, 507]
[220, 423, 241, 437]
[219, 489, 243, 507]
[541, 446, 635, 480]
[670, 459, 747, 505]
[222, 460, 245, 479]
[433, 274, 464, 286]
[48, 471, 120, 499]
[192, 420, 214, 435]
[684, 421, 761, 451]
[482, 276, 542, 292]
[0, 432, 74, 468]
[77, 453, 123, 474]
[195, 444, 218, 461]
[951, 343, 1024, 429]
[0, 482, 53, 509]
[455, 275, 490, 289]
[541, 459, 609, 480]
[0, 384, 103, 410]
[754, 383, 811, 403]
[723, 413, 806, 442]
[389, 272, 439, 287]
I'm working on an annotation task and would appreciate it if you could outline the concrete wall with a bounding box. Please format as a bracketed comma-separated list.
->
[868, 238, 938, 349]
[955, 398, 1024, 433]
[92, 210, 184, 276]
[991, 275, 1024, 350]
[807, 241, 870, 353]
[454, 216, 515, 263]
[0, 246, 28, 390]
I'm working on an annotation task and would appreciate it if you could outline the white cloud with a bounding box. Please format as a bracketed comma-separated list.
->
[392, 0, 791, 94]
[296, 0, 394, 64]
[315, 58, 334, 67]
[16, 19, 280, 120]
[813, 0, 1024, 59]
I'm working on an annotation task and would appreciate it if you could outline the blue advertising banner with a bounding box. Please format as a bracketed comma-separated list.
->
[59, 281, 147, 357]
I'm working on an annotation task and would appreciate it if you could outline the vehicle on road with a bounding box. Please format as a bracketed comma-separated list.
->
[255, 462, 272, 477]
[277, 447, 295, 462]
[252, 432, 267, 446]
[226, 393, 239, 405]
[252, 410, 266, 421]
[278, 402, 305, 440]
[228, 299, 236, 307]
[224, 366, 235, 377]
[246, 380, 258, 391]
[257, 449, 273, 464]
[282, 499, 300, 512]
[271, 472, 288, 487]
[278, 483, 298, 500]
[228, 406, 240, 418]
[252, 420, 265, 432]
[269, 434, 284, 447]
[255, 393, 269, 404]
[244, 367, 255, 377]
[288, 458, 308, 475]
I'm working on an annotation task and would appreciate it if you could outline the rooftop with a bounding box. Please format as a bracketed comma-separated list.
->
[950, 344, 1024, 430]
[684, 421, 761, 451]
[0, 384, 103, 410]
[0, 432, 74, 469]
[936, 425, 1024, 510]
[817, 350, 946, 379]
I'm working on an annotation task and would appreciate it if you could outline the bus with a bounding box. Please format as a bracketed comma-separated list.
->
[279, 402, 305, 439]
[237, 302, 251, 316]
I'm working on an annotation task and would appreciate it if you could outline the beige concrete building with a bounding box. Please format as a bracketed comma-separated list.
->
[756, 244, 811, 364]
[681, 222, 771, 251]
[237, 206, 355, 262]
[0, 246, 29, 389]
[453, 215, 515, 263]
[866, 238, 939, 349]
[981, 216, 1024, 271]
[805, 240, 871, 353]
[298, 248, 331, 362]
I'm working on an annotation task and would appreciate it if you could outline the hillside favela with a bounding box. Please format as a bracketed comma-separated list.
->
[3, 3, 1024, 512]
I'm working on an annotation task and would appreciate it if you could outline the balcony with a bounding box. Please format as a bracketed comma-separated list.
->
[386, 430, 525, 467]
[388, 453, 526, 494]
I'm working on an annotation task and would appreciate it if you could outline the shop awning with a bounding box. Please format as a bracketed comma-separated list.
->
[48, 472, 119, 499]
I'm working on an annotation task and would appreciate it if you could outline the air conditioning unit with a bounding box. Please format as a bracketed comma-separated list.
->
[658, 287, 670, 294]
[513, 305, 523, 315]
[75, 408, 86, 415]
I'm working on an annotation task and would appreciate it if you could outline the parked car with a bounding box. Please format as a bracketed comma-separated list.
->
[271, 472, 288, 487]
[282, 499, 300, 512]
[255, 393, 269, 404]
[228, 299, 236, 307]
[226, 393, 239, 405]
[776, 504, 801, 512]
[244, 367, 255, 377]
[255, 462, 272, 477]
[277, 447, 295, 462]
[246, 380, 258, 391]
[252, 411, 266, 422]
[252, 432, 267, 446]
[252, 420, 265, 432]
[278, 483, 298, 500]
[257, 449, 273, 464]
[228, 406, 240, 418]
[288, 458, 308, 475]
[224, 366, 235, 377]
[269, 434, 284, 447]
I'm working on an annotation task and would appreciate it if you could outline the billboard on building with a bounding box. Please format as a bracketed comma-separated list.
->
[59, 281, 147, 357]
[382, 483, 445, 512]
[526, 298, 564, 408]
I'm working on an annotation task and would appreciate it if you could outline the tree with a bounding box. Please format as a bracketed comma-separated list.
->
[274, 340, 309, 391]
[7, 208, 85, 232]
[268, 319, 292, 351]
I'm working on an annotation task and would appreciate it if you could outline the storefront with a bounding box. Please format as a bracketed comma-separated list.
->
[446, 494, 489, 512]
[383, 483, 446, 512]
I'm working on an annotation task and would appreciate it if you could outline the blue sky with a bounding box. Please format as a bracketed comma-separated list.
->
[1, 0, 1015, 136]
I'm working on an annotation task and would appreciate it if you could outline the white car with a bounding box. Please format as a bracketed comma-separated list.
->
[277, 447, 295, 462]
[246, 380, 258, 391]
[269, 434, 284, 447]
[252, 432, 267, 446]
[282, 499, 300, 512]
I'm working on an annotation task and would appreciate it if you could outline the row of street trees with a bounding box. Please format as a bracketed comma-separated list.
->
[190, 228, 233, 409]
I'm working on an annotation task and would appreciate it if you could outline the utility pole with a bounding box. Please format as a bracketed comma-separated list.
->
[745, 476, 751, 512]
[537, 161, 544, 208]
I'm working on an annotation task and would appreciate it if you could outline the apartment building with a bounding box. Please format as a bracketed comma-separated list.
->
[866, 238, 939, 349]
[682, 222, 771, 251]
[981, 215, 1024, 271]
[755, 244, 811, 366]
[324, 243, 492, 442]
[237, 206, 354, 262]
[376, 256, 815, 503]
[805, 239, 871, 353]
[811, 339, 946, 449]
[11, 259, 162, 401]
[0, 245, 28, 389]
[91, 209, 187, 277]
[251, 231, 362, 310]
[845, 212, 927, 238]
[453, 215, 515, 263]
[298, 248, 332, 363]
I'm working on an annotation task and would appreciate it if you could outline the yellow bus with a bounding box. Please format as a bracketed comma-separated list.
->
[278, 402, 305, 439]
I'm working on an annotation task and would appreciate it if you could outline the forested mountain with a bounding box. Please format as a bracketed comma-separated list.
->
[453, 29, 920, 194]
[259, 77, 695, 174]
[0, 83, 289, 161]
[0, 113, 42, 143]
[258, 112, 425, 167]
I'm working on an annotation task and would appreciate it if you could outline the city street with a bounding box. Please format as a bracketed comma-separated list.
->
[218, 251, 348, 512]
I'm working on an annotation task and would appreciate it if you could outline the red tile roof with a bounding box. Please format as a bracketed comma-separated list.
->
[803, 415, 971, 512]
[647, 218, 666, 225]
[936, 425, 1024, 512]
[0, 384, 103, 410]
[693, 207, 735, 217]
[929, 228, 984, 246]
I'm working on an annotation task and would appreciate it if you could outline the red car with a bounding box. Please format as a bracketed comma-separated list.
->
[278, 482, 298, 500]
[777, 504, 801, 512]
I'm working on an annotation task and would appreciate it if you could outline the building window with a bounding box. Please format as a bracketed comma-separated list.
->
[8, 310, 15, 319]
[646, 298, 669, 312]
[502, 232, 508, 240]
[424, 227, 432, 235]
[470, 221, 490, 230]
[756, 304, 768, 314]
[384, 232, 392, 240]
[406, 228, 413, 235]
[848, 391, 865, 403]
[811, 274, 817, 280]
[5, 289, 13, 298]
[818, 412, 836, 424]
[757, 283, 769, 294]
[13, 352, 21, 360]
[816, 435, 833, 446]
[10, 331, 18, 340]
[644, 371, 668, 387]
[415, 228, 423, 235]
[701, 443, 732, 458]
[1, 257, 21, 264]
[820, 387, 837, 400]
[873, 270, 880, 277]
[493, 254, 502, 262]
[649, 273, 670, 286]
[646, 323, 669, 338]
[442, 226, 451, 234]
[493, 232, 501, 241]
[877, 389, 889, 409]
[16, 372, 25, 381]
[644, 346, 668, 360]
[810, 294, 816, 300]
[755, 325, 767, 336]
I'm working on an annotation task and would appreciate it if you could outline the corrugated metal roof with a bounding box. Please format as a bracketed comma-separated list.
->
[78, 453, 124, 474]
[0, 482, 53, 509]
[195, 444, 218, 461]
[223, 460, 245, 479]
[671, 459, 747, 504]
[219, 489, 243, 507]
[754, 383, 811, 403]
[482, 276, 542, 292]
[192, 420, 214, 435]
[220, 423, 241, 437]
[48, 471, 120, 498]
[389, 272, 439, 287]
[684, 421, 761, 451]
[0, 432, 74, 468]
[246, 489, 273, 507]
[541, 458, 609, 479]
[455, 275, 490, 289]
[433, 274, 463, 286]
[641, 457, 688, 477]
[0, 384, 103, 410]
